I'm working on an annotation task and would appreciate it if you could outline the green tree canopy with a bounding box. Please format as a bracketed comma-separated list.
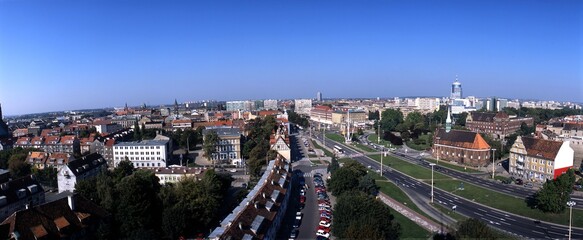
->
[203, 130, 219, 160]
[535, 169, 576, 213]
[332, 191, 401, 240]
[454, 218, 496, 240]
[380, 109, 404, 133]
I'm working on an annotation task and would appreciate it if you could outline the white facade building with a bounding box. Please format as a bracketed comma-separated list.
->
[57, 153, 107, 193]
[263, 99, 278, 110]
[113, 139, 171, 168]
[294, 99, 313, 115]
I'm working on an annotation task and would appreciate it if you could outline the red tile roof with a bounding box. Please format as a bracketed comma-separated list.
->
[521, 137, 563, 160]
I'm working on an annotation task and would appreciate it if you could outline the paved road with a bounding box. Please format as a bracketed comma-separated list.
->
[312, 133, 583, 239]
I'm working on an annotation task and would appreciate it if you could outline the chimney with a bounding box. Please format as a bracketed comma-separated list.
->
[68, 195, 75, 211]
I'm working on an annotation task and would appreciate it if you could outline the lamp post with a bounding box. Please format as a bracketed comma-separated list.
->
[380, 148, 384, 175]
[430, 163, 436, 203]
[492, 148, 496, 179]
[567, 201, 576, 240]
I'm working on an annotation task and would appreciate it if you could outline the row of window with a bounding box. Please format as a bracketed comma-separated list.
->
[133, 162, 162, 167]
[114, 146, 161, 150]
[436, 150, 488, 160]
[115, 156, 162, 161]
[114, 151, 161, 156]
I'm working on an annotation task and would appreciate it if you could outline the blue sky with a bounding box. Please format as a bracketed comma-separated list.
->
[0, 0, 581, 115]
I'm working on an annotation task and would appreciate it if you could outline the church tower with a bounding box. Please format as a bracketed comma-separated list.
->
[445, 105, 452, 133]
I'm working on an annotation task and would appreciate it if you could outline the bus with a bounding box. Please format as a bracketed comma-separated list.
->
[333, 145, 344, 153]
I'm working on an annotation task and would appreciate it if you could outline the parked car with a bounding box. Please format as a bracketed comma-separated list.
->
[289, 228, 299, 239]
[515, 179, 523, 185]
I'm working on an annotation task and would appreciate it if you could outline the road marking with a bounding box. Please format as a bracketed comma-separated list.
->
[477, 208, 487, 212]
[474, 212, 483, 217]
[532, 230, 544, 235]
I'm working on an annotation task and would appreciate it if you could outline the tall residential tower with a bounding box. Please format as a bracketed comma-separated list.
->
[451, 77, 462, 99]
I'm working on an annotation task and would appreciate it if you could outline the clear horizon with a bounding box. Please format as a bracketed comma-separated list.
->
[1, 0, 581, 116]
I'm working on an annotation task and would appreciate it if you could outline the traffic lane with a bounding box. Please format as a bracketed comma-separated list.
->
[392, 150, 583, 209]
[324, 139, 583, 238]
[295, 166, 318, 240]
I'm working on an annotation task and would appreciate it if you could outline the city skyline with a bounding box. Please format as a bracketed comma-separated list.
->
[1, 0, 582, 115]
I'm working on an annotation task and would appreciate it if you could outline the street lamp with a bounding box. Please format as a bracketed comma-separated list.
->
[430, 163, 436, 203]
[567, 201, 576, 240]
[492, 148, 496, 179]
[380, 148, 384, 175]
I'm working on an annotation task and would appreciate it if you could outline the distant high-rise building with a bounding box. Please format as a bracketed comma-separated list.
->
[294, 99, 313, 115]
[263, 99, 278, 110]
[317, 92, 322, 102]
[451, 77, 462, 99]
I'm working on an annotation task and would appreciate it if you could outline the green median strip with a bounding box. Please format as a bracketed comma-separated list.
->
[391, 209, 432, 239]
[365, 153, 583, 228]
[311, 140, 333, 158]
[424, 158, 482, 173]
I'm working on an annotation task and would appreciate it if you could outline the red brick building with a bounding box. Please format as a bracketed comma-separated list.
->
[432, 128, 491, 166]
[466, 112, 534, 139]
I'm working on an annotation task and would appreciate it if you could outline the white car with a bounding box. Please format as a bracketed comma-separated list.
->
[319, 221, 331, 228]
[316, 230, 330, 238]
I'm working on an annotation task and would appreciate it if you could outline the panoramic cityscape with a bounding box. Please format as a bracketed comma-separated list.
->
[1, 1, 582, 240]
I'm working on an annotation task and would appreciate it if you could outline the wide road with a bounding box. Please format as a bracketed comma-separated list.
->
[312, 133, 583, 239]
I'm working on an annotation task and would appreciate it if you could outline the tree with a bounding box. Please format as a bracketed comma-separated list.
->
[32, 166, 57, 189]
[328, 168, 360, 196]
[327, 155, 340, 174]
[368, 110, 380, 120]
[133, 121, 142, 141]
[116, 170, 162, 239]
[358, 173, 379, 196]
[333, 191, 401, 240]
[203, 130, 219, 161]
[454, 218, 496, 239]
[113, 158, 135, 181]
[534, 169, 576, 213]
[8, 153, 31, 178]
[380, 109, 404, 132]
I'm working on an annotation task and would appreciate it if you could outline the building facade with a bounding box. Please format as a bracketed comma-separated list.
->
[509, 136, 574, 182]
[263, 99, 278, 110]
[0, 175, 45, 221]
[270, 124, 291, 160]
[432, 128, 491, 166]
[310, 105, 333, 125]
[112, 138, 171, 168]
[146, 167, 206, 185]
[203, 127, 242, 166]
[57, 153, 107, 193]
[466, 112, 534, 139]
[294, 99, 312, 115]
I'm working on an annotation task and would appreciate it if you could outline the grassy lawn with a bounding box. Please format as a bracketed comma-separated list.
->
[352, 142, 376, 152]
[369, 154, 451, 180]
[338, 158, 352, 164]
[325, 133, 345, 143]
[430, 203, 467, 222]
[311, 140, 334, 158]
[367, 133, 395, 148]
[406, 133, 432, 151]
[424, 158, 482, 173]
[391, 209, 433, 239]
[310, 160, 323, 165]
[308, 154, 318, 158]
[377, 181, 437, 222]
[431, 179, 583, 228]
[366, 153, 583, 227]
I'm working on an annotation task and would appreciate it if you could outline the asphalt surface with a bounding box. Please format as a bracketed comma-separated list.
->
[313, 133, 583, 239]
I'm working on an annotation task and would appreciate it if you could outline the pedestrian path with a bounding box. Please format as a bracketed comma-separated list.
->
[378, 192, 443, 234]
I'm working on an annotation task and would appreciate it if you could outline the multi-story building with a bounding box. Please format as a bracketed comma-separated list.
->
[203, 127, 242, 166]
[294, 99, 312, 115]
[310, 105, 333, 125]
[226, 101, 254, 111]
[466, 112, 534, 139]
[57, 153, 108, 193]
[209, 156, 291, 240]
[172, 119, 193, 130]
[146, 167, 207, 185]
[111, 116, 138, 128]
[316, 91, 322, 102]
[415, 97, 440, 112]
[0, 194, 109, 240]
[270, 124, 291, 160]
[14, 135, 80, 154]
[432, 128, 491, 166]
[509, 136, 574, 182]
[539, 122, 583, 170]
[451, 78, 462, 99]
[26, 152, 74, 170]
[103, 139, 116, 168]
[331, 110, 368, 127]
[92, 120, 123, 134]
[0, 175, 46, 221]
[112, 137, 171, 168]
[263, 99, 278, 110]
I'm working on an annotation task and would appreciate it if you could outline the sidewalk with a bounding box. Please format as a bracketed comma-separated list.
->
[377, 192, 443, 234]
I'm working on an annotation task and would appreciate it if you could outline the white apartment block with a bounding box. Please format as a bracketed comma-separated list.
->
[264, 99, 278, 110]
[294, 99, 312, 115]
[113, 139, 171, 168]
[414, 98, 440, 111]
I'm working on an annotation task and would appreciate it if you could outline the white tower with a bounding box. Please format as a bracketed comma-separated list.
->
[446, 105, 452, 133]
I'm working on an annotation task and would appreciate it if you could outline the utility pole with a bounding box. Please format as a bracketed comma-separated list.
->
[492, 148, 496, 179]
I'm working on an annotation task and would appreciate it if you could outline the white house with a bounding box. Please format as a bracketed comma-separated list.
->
[112, 137, 171, 168]
[57, 153, 107, 193]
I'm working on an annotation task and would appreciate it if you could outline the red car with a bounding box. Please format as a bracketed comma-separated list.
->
[299, 196, 306, 204]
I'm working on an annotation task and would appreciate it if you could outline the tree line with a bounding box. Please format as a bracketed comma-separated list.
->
[327, 159, 401, 239]
[75, 160, 233, 239]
